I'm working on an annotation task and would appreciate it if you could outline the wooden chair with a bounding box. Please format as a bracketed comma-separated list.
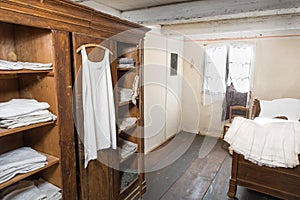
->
[222, 106, 249, 148]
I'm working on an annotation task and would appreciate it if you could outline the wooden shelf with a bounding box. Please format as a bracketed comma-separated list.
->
[0, 153, 59, 190]
[0, 69, 53, 75]
[0, 121, 56, 138]
[117, 67, 136, 71]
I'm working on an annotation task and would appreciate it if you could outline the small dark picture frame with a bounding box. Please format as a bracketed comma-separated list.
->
[170, 53, 178, 76]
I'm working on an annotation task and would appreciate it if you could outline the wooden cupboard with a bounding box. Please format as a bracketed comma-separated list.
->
[0, 22, 76, 199]
[0, 0, 149, 199]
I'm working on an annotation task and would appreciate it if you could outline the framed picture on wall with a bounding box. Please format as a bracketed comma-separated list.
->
[170, 53, 178, 76]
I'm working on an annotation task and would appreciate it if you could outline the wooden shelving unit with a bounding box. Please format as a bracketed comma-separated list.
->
[0, 19, 75, 199]
[114, 40, 146, 199]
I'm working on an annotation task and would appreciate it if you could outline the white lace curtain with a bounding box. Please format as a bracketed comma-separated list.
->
[203, 43, 254, 95]
[203, 45, 227, 94]
[227, 44, 254, 93]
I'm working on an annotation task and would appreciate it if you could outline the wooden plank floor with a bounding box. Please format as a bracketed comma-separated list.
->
[142, 132, 280, 200]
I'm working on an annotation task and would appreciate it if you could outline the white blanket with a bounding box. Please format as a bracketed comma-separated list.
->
[224, 117, 300, 168]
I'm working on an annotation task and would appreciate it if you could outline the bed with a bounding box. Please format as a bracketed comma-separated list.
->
[225, 98, 300, 200]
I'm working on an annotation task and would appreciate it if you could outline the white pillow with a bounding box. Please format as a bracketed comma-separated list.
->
[259, 98, 300, 121]
[259, 100, 276, 118]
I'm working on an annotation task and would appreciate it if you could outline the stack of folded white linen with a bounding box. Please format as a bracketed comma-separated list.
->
[118, 75, 139, 105]
[0, 147, 48, 184]
[117, 58, 135, 69]
[0, 60, 52, 70]
[119, 138, 138, 160]
[0, 99, 56, 129]
[0, 178, 61, 200]
[117, 117, 137, 132]
[224, 117, 300, 168]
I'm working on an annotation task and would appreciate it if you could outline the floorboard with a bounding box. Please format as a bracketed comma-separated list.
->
[142, 132, 281, 200]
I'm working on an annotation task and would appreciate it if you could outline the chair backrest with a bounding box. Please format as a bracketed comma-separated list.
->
[229, 106, 249, 123]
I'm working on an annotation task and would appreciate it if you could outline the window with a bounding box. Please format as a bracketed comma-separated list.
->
[203, 43, 254, 94]
[203, 45, 227, 93]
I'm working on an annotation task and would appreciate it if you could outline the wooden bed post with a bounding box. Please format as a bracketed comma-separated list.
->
[227, 152, 238, 198]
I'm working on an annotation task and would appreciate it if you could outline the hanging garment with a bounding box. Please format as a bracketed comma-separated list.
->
[81, 46, 117, 168]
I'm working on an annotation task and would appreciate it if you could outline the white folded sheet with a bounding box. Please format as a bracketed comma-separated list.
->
[224, 117, 300, 168]
[0, 163, 47, 184]
[119, 138, 138, 159]
[0, 59, 52, 71]
[0, 147, 48, 184]
[0, 179, 61, 200]
[0, 99, 50, 119]
[0, 180, 46, 200]
[0, 113, 56, 129]
[117, 117, 137, 131]
[35, 178, 61, 200]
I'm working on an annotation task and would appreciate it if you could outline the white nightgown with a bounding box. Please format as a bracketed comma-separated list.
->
[81, 46, 116, 168]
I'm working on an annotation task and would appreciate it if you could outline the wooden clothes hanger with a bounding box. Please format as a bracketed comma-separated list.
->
[76, 43, 113, 55]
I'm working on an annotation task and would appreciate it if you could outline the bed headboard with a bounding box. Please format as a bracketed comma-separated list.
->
[251, 97, 300, 121]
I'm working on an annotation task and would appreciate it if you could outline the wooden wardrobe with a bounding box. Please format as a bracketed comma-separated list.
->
[0, 0, 149, 199]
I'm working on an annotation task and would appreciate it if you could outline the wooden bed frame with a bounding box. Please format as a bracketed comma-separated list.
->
[227, 152, 300, 199]
[227, 98, 300, 199]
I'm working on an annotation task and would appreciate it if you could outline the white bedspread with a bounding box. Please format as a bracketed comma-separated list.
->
[224, 117, 300, 168]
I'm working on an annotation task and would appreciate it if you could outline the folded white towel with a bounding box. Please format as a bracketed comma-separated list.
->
[0, 179, 61, 200]
[35, 178, 61, 199]
[119, 88, 133, 103]
[0, 162, 47, 184]
[0, 99, 50, 119]
[0, 60, 23, 70]
[119, 138, 138, 159]
[17, 61, 52, 70]
[0, 59, 52, 71]
[0, 180, 46, 200]
[0, 113, 56, 129]
[117, 117, 137, 131]
[0, 147, 47, 184]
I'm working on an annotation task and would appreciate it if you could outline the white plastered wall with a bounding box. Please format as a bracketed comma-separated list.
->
[144, 26, 184, 153]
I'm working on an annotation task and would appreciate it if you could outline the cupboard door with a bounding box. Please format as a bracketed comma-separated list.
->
[71, 33, 118, 200]
[52, 30, 77, 200]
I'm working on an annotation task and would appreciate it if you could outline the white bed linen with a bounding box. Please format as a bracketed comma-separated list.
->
[0, 179, 61, 200]
[0, 147, 47, 184]
[0, 99, 50, 119]
[224, 117, 300, 168]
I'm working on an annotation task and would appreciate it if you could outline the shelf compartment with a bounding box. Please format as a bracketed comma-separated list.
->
[0, 153, 59, 190]
[120, 172, 139, 192]
[0, 121, 56, 138]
